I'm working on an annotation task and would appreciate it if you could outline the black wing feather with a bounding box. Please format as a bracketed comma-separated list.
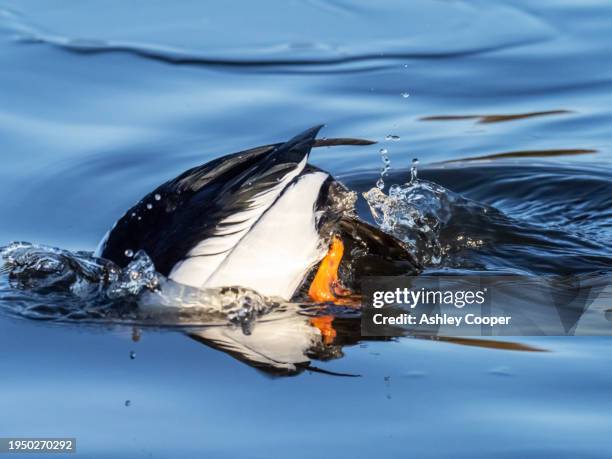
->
[100, 126, 323, 274]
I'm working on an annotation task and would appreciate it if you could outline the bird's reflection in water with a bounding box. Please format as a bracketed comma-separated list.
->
[188, 311, 369, 376]
[147, 308, 548, 377]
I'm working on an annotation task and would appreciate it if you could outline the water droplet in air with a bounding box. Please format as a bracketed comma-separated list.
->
[129, 351, 136, 360]
[146, 203, 153, 210]
[131, 212, 137, 218]
[410, 158, 419, 183]
[401, 92, 410, 98]
[385, 135, 400, 141]
[376, 146, 392, 190]
[154, 194, 161, 201]
[124, 249, 134, 258]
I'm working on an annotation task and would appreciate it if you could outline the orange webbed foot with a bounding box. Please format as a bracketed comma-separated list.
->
[308, 236, 360, 306]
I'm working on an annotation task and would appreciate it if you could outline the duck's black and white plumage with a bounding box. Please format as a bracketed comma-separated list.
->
[96, 126, 420, 300]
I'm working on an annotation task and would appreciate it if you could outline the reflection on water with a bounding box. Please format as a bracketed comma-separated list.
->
[181, 316, 556, 376]
[2, 0, 612, 457]
[187, 313, 363, 377]
[438, 148, 597, 163]
[420, 110, 572, 124]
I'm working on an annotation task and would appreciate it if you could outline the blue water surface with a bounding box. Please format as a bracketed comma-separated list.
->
[1, 1, 611, 457]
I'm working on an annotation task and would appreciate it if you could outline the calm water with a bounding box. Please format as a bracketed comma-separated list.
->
[1, 1, 612, 457]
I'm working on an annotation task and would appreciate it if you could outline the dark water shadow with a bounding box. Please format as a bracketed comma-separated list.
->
[420, 110, 572, 124]
[437, 148, 597, 163]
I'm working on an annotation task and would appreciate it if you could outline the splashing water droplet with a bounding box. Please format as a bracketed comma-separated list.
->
[129, 351, 136, 360]
[146, 203, 153, 210]
[154, 194, 161, 201]
[376, 147, 392, 190]
[0, 242, 286, 324]
[385, 135, 400, 141]
[363, 165, 463, 266]
[124, 249, 134, 258]
[131, 212, 137, 218]
[401, 92, 410, 98]
[410, 158, 419, 184]
[388, 183, 402, 198]
[107, 251, 160, 299]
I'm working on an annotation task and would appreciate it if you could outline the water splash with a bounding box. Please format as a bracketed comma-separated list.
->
[376, 148, 391, 190]
[363, 160, 457, 265]
[327, 181, 358, 217]
[143, 281, 275, 327]
[410, 158, 419, 183]
[1, 242, 119, 294]
[0, 242, 275, 325]
[106, 250, 160, 299]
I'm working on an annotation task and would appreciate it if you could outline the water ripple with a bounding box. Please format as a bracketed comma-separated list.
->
[1, 1, 554, 70]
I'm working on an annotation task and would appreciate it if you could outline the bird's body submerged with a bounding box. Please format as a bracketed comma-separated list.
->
[96, 126, 420, 302]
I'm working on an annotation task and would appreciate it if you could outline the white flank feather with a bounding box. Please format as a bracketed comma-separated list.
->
[203, 171, 329, 299]
[169, 156, 308, 288]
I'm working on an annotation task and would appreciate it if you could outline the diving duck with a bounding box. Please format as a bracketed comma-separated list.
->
[96, 126, 420, 303]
